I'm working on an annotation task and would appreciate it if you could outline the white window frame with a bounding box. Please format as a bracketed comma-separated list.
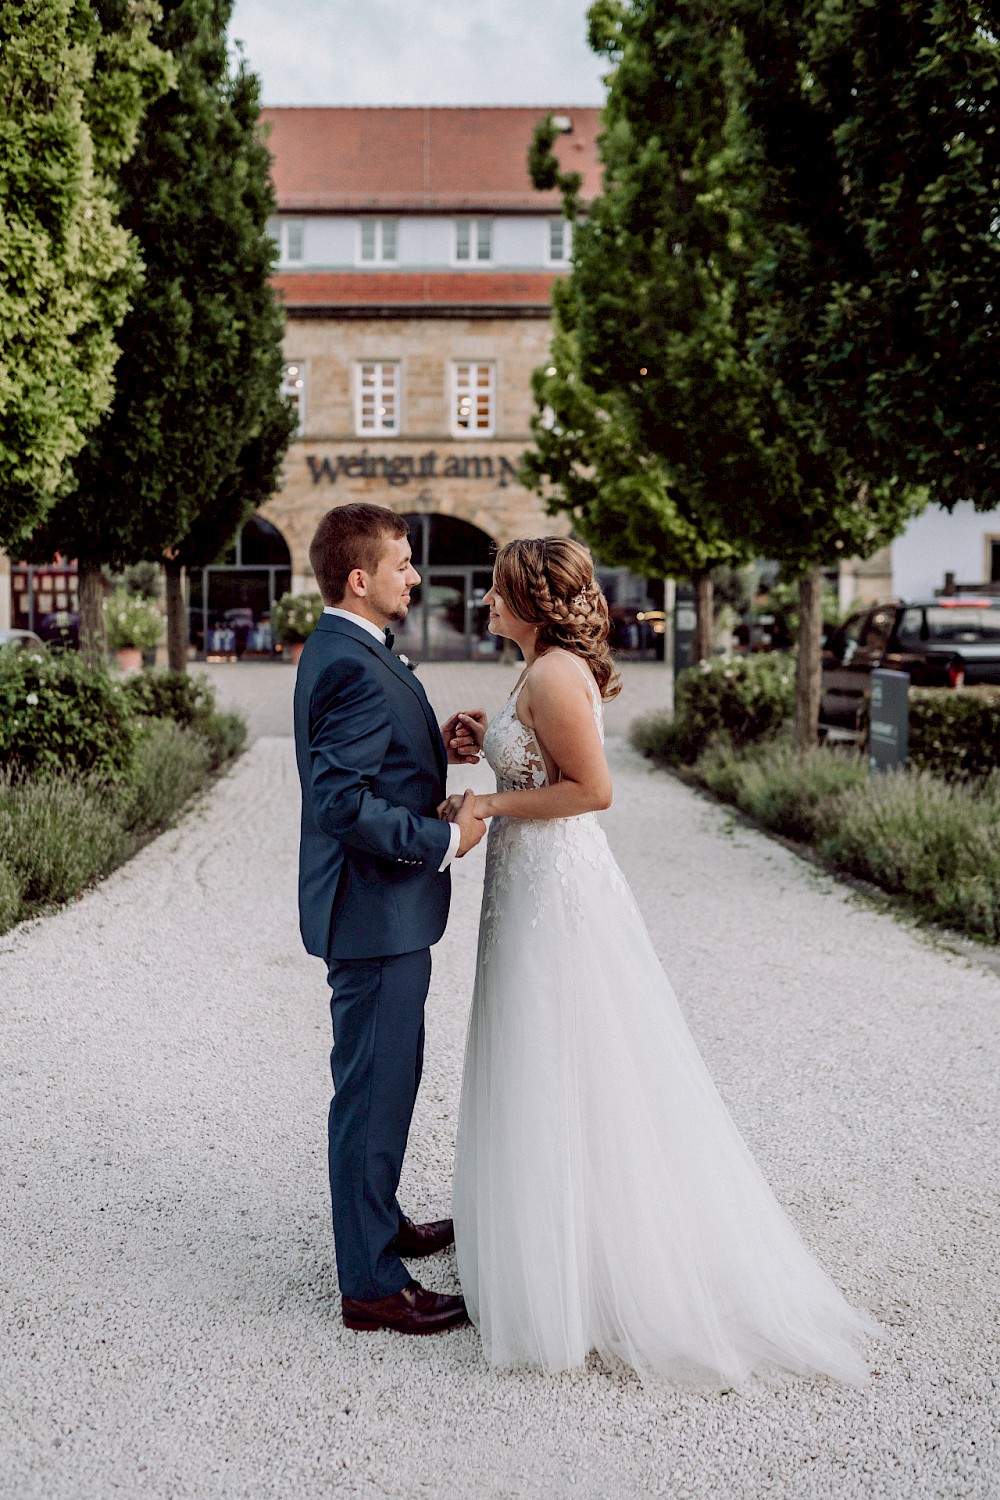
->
[282, 361, 306, 433]
[355, 362, 401, 436]
[450, 361, 495, 437]
[357, 218, 399, 264]
[546, 217, 573, 265]
[453, 218, 493, 264]
[273, 218, 305, 265]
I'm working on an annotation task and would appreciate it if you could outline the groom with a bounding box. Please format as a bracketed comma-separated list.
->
[294, 502, 486, 1335]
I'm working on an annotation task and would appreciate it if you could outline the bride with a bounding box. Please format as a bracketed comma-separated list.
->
[439, 536, 879, 1386]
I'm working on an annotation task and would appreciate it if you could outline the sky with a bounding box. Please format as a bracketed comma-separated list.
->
[227, 0, 608, 106]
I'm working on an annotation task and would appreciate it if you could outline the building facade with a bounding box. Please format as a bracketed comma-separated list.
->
[251, 105, 606, 659]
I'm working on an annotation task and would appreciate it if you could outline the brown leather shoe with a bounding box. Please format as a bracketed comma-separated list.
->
[342, 1280, 469, 1334]
[392, 1214, 455, 1258]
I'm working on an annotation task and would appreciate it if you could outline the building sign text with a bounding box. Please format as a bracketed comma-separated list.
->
[306, 450, 522, 489]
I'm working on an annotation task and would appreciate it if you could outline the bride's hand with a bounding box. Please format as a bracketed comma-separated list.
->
[437, 792, 490, 821]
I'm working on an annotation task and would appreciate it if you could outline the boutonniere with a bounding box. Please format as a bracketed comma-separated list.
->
[398, 654, 417, 672]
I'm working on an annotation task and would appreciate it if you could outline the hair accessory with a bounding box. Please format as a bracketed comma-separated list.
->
[572, 589, 588, 609]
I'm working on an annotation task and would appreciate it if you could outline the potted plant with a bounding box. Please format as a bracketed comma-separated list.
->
[272, 591, 323, 664]
[104, 588, 164, 674]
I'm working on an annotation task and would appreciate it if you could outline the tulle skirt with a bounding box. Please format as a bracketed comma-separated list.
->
[452, 812, 879, 1386]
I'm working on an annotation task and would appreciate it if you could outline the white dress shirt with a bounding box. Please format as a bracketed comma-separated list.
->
[322, 606, 460, 870]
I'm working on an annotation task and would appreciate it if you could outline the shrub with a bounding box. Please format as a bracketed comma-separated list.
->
[272, 590, 323, 644]
[196, 709, 247, 769]
[630, 711, 691, 763]
[0, 773, 130, 908]
[0, 859, 21, 935]
[907, 687, 1000, 782]
[123, 668, 217, 729]
[630, 652, 795, 764]
[697, 739, 867, 843]
[124, 720, 211, 832]
[0, 649, 137, 781]
[123, 668, 246, 769]
[820, 771, 1000, 942]
[104, 588, 165, 652]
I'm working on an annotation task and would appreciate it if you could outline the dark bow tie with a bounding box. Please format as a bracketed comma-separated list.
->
[383, 627, 395, 651]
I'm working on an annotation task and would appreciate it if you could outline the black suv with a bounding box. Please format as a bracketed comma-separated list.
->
[820, 597, 1000, 737]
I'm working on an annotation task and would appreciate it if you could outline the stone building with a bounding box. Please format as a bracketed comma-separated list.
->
[248, 104, 604, 660]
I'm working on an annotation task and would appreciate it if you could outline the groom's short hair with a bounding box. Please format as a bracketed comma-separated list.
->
[309, 504, 409, 605]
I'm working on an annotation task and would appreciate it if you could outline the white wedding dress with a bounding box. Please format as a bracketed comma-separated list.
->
[452, 662, 879, 1386]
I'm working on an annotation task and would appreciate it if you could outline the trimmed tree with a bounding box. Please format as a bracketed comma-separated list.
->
[521, 279, 742, 663]
[737, 0, 1000, 516]
[26, 0, 295, 666]
[529, 5, 927, 745]
[0, 0, 171, 552]
[707, 0, 998, 741]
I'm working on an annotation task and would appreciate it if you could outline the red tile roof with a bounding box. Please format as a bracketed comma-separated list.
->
[273, 270, 560, 309]
[261, 106, 602, 213]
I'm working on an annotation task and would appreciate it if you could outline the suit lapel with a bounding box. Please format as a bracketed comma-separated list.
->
[317, 614, 447, 782]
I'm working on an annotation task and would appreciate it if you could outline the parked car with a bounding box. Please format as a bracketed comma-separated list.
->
[820, 597, 1000, 738]
[0, 628, 44, 652]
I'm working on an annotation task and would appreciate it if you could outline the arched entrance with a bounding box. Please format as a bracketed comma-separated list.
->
[188, 516, 291, 658]
[394, 514, 498, 662]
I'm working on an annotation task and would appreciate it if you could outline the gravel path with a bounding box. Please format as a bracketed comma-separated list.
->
[2, 666, 998, 1499]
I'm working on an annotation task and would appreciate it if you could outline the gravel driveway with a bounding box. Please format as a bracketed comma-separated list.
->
[2, 665, 998, 1499]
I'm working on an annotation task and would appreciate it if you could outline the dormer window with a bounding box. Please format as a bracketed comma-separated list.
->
[454, 219, 492, 263]
[359, 219, 398, 263]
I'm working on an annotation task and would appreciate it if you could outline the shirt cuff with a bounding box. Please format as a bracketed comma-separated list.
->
[438, 822, 461, 872]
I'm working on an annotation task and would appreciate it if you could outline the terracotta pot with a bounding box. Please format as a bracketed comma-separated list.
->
[288, 641, 305, 665]
[115, 647, 143, 675]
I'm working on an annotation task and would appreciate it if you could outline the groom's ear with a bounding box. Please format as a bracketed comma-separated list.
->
[344, 567, 368, 601]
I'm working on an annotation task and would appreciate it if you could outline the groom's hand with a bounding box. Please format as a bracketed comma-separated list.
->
[453, 788, 487, 857]
[441, 708, 486, 764]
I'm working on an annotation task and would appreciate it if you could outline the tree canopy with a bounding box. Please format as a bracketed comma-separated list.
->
[732, 0, 999, 514]
[0, 0, 171, 551]
[27, 0, 294, 575]
[525, 0, 1000, 737]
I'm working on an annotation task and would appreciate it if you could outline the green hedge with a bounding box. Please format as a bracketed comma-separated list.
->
[907, 687, 1000, 782]
[819, 770, 1000, 942]
[650, 732, 1000, 943]
[122, 668, 246, 769]
[123, 667, 217, 729]
[697, 739, 866, 844]
[0, 661, 247, 936]
[631, 652, 795, 764]
[0, 648, 137, 781]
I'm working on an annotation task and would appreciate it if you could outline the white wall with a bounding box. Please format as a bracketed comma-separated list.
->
[892, 502, 1000, 599]
[304, 216, 358, 266]
[493, 217, 547, 267]
[397, 216, 452, 266]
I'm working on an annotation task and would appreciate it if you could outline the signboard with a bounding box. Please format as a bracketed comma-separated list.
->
[305, 451, 522, 489]
[674, 584, 696, 679]
[868, 669, 909, 774]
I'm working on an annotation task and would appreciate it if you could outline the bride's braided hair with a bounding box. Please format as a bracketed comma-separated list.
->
[493, 537, 621, 700]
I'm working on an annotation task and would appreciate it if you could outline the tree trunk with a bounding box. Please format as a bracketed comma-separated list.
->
[794, 566, 824, 754]
[693, 567, 713, 664]
[165, 560, 187, 673]
[77, 563, 106, 667]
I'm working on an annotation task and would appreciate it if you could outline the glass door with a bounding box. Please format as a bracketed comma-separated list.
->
[424, 571, 468, 660]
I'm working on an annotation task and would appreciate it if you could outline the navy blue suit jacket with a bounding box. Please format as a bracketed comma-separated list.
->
[293, 612, 452, 961]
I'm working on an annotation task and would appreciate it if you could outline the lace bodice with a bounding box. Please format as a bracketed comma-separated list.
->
[479, 660, 628, 959]
[482, 662, 604, 793]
